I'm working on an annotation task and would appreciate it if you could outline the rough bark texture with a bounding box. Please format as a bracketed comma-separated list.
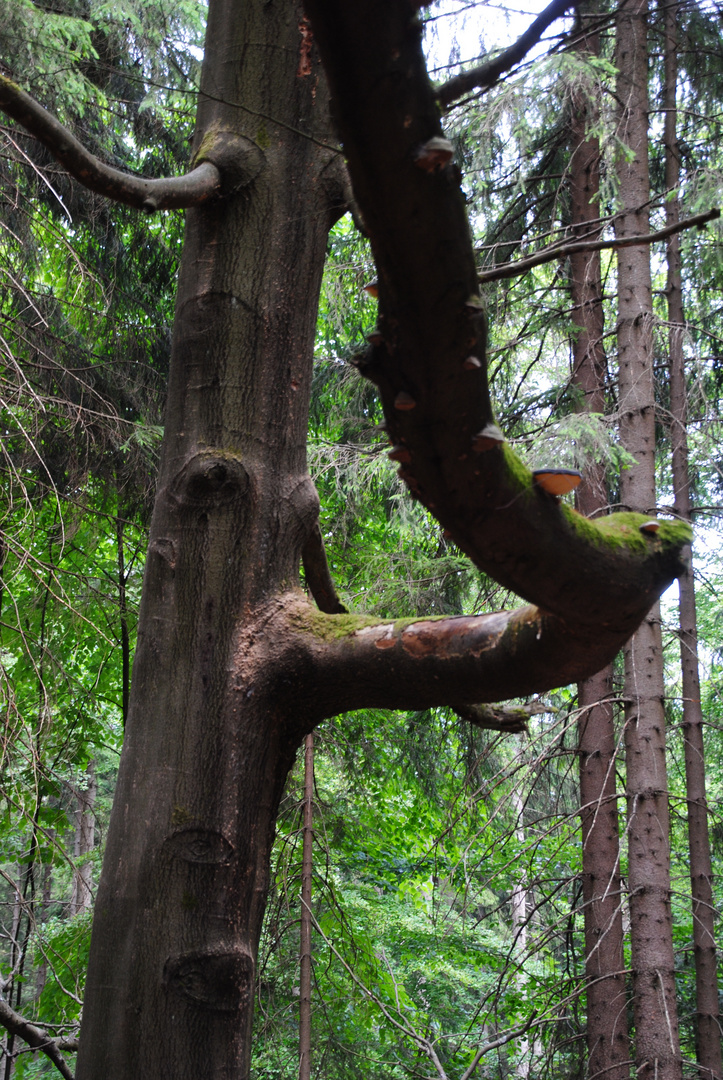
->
[570, 17, 629, 1072]
[76, 5, 339, 1076]
[663, 6, 721, 1075]
[615, 2, 682, 1076]
[302, 0, 688, 638]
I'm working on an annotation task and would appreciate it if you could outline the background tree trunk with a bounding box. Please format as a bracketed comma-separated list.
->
[570, 12, 630, 1076]
[69, 762, 96, 917]
[615, 1, 681, 1076]
[663, 5, 721, 1076]
[299, 733, 314, 1080]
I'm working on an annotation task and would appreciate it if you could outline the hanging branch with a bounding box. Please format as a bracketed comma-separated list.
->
[0, 74, 264, 212]
[478, 206, 720, 283]
[436, 0, 574, 109]
[301, 522, 347, 614]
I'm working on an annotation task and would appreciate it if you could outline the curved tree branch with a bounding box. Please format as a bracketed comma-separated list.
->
[303, 0, 690, 639]
[0, 996, 75, 1080]
[301, 521, 347, 614]
[436, 0, 574, 109]
[478, 206, 720, 283]
[0, 74, 264, 211]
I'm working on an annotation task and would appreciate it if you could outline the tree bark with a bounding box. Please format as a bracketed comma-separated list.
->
[298, 733, 314, 1080]
[615, 2, 681, 1076]
[570, 13, 630, 1077]
[76, 4, 340, 1077]
[663, 5, 721, 1076]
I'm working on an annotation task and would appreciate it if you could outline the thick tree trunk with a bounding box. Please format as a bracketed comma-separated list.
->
[76, 5, 339, 1077]
[615, 2, 681, 1076]
[663, 7, 721, 1076]
[570, 16, 630, 1077]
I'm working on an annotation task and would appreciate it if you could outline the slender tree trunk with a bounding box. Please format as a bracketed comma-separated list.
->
[34, 858, 52, 1000]
[116, 495, 130, 729]
[510, 791, 532, 1079]
[570, 13, 630, 1078]
[69, 761, 97, 916]
[663, 6, 721, 1076]
[299, 733, 314, 1080]
[615, 2, 681, 1076]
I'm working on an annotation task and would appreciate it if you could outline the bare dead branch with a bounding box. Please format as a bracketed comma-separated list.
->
[436, 0, 574, 109]
[301, 521, 347, 614]
[478, 207, 720, 283]
[0, 74, 264, 211]
[452, 700, 545, 734]
[0, 996, 75, 1080]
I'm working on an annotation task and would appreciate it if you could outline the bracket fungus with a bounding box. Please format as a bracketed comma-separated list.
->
[414, 136, 454, 172]
[472, 424, 504, 452]
[363, 279, 379, 298]
[463, 355, 482, 370]
[388, 445, 412, 463]
[393, 391, 417, 411]
[532, 469, 582, 496]
[639, 520, 660, 535]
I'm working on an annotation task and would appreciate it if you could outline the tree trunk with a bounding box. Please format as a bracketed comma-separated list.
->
[663, 6, 721, 1076]
[76, 4, 339, 1077]
[570, 13, 630, 1077]
[615, 2, 681, 1076]
[299, 733, 314, 1080]
[69, 761, 96, 917]
[66, 2, 692, 1076]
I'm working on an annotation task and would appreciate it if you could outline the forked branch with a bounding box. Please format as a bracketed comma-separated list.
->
[0, 75, 264, 211]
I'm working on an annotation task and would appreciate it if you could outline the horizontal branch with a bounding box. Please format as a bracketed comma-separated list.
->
[478, 207, 721, 283]
[0, 996, 75, 1080]
[436, 0, 574, 109]
[0, 75, 264, 211]
[280, 595, 668, 725]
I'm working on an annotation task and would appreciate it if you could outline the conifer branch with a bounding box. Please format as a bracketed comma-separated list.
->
[436, 0, 574, 109]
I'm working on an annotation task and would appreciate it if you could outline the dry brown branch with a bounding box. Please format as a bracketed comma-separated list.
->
[478, 207, 720, 283]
